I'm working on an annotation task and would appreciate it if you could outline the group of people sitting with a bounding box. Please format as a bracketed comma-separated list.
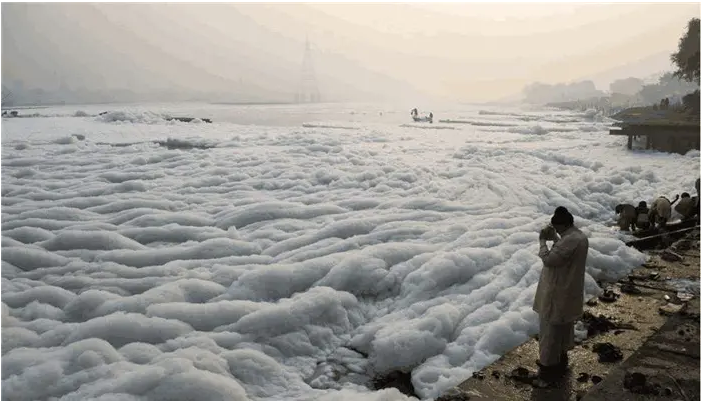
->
[615, 178, 700, 232]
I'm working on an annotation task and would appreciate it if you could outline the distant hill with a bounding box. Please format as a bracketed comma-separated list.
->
[579, 51, 675, 90]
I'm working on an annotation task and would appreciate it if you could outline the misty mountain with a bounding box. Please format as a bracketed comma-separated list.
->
[579, 51, 676, 90]
[2, 3, 425, 104]
[522, 80, 606, 104]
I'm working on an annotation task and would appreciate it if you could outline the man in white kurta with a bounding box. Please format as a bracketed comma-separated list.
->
[650, 195, 678, 228]
[533, 207, 589, 378]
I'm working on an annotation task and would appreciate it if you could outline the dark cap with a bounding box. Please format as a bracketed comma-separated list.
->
[551, 206, 574, 226]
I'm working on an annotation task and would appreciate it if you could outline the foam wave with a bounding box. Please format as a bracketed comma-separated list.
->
[302, 123, 361, 131]
[97, 110, 166, 124]
[52, 134, 87, 145]
[399, 124, 456, 130]
[3, 110, 97, 119]
[478, 110, 522, 117]
[157, 137, 220, 150]
[2, 111, 45, 118]
[2, 104, 697, 401]
[581, 109, 606, 122]
[439, 119, 519, 127]
[506, 125, 549, 135]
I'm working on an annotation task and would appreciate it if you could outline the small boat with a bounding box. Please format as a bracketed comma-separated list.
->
[412, 116, 433, 123]
[410, 108, 433, 123]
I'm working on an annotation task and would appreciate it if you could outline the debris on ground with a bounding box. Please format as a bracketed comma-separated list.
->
[620, 283, 642, 295]
[627, 272, 661, 282]
[598, 289, 619, 303]
[490, 370, 501, 379]
[471, 371, 484, 380]
[659, 303, 684, 315]
[623, 371, 646, 389]
[661, 249, 683, 262]
[641, 262, 661, 269]
[621, 371, 671, 395]
[591, 375, 603, 384]
[435, 389, 472, 401]
[507, 367, 538, 385]
[592, 342, 623, 363]
[576, 372, 590, 382]
[677, 292, 694, 302]
[674, 239, 693, 251]
[582, 312, 620, 337]
[586, 298, 598, 306]
[505, 367, 563, 389]
[679, 310, 700, 322]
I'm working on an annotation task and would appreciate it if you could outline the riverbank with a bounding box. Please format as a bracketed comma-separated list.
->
[609, 106, 699, 126]
[545, 99, 700, 125]
[439, 228, 699, 401]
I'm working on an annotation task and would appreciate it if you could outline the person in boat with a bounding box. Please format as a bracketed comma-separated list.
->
[635, 201, 650, 230]
[429, 112, 433, 123]
[411, 108, 418, 118]
[614, 203, 637, 231]
[649, 195, 679, 229]
[534, 207, 589, 381]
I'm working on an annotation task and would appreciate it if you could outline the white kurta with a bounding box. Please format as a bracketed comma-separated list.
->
[533, 226, 589, 324]
[533, 226, 589, 367]
[651, 197, 672, 220]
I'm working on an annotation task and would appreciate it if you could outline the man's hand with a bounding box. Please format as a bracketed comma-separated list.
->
[539, 227, 553, 241]
[539, 226, 558, 241]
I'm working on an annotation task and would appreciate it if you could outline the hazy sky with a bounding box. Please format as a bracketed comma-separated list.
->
[2, 2, 699, 103]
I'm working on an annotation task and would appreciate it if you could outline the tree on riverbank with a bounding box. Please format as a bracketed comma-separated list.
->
[671, 18, 700, 85]
[671, 18, 700, 115]
[637, 72, 698, 105]
[521, 18, 699, 111]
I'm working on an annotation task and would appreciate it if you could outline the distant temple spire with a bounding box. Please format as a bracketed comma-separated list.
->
[295, 36, 321, 103]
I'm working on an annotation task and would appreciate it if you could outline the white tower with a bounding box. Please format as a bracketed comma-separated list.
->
[1, 85, 13, 106]
[295, 38, 321, 103]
